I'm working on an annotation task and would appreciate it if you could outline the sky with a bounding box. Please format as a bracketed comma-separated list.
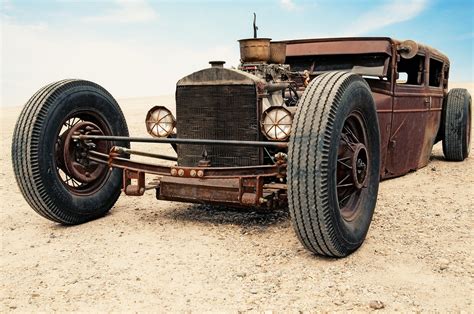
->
[1, 0, 473, 106]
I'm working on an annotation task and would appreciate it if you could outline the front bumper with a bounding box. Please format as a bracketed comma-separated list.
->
[88, 148, 287, 207]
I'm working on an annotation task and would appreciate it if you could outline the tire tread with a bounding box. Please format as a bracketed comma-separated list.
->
[12, 80, 128, 224]
[288, 71, 376, 257]
[442, 88, 471, 161]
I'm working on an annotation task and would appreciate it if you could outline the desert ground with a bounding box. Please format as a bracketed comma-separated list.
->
[1, 90, 473, 312]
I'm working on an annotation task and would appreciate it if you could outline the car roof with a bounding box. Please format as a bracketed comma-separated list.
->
[279, 37, 450, 64]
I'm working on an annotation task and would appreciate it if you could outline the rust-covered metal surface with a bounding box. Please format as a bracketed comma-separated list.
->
[74, 36, 452, 207]
[369, 87, 392, 177]
[87, 147, 287, 207]
[176, 68, 262, 167]
[387, 39, 447, 178]
[282, 37, 393, 57]
[283, 37, 449, 64]
[283, 37, 450, 179]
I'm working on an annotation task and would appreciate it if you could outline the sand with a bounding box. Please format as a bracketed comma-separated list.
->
[1, 93, 473, 312]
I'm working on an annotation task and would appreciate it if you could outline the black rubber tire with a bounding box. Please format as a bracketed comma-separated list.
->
[11, 79, 129, 224]
[442, 88, 471, 161]
[288, 71, 380, 257]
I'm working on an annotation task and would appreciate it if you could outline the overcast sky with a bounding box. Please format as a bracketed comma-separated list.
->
[1, 0, 473, 106]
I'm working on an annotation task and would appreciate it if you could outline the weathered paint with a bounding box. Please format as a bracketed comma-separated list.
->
[282, 37, 393, 56]
[284, 37, 450, 179]
[79, 36, 451, 206]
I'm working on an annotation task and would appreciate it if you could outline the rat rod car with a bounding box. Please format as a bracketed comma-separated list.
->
[12, 36, 471, 257]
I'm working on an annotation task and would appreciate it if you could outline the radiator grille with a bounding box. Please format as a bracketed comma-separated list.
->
[176, 84, 261, 167]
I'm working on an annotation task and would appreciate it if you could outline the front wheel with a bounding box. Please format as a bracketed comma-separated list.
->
[288, 72, 381, 257]
[12, 79, 129, 224]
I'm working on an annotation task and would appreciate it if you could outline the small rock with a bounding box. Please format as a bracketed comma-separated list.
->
[431, 167, 437, 172]
[369, 300, 385, 310]
[439, 258, 450, 270]
[31, 293, 40, 298]
[236, 272, 247, 278]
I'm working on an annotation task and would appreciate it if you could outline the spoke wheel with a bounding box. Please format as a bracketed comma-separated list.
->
[12, 79, 129, 224]
[55, 116, 110, 195]
[288, 71, 380, 257]
[336, 112, 370, 221]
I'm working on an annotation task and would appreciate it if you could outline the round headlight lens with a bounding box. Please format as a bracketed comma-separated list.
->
[146, 106, 176, 138]
[261, 106, 293, 141]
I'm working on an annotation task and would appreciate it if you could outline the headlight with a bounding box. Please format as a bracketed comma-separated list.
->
[145, 106, 176, 138]
[261, 106, 293, 141]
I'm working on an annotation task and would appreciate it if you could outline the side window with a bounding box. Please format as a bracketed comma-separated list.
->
[396, 55, 425, 85]
[429, 58, 443, 87]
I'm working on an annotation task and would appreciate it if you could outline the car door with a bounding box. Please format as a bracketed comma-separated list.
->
[385, 53, 431, 177]
[422, 56, 445, 163]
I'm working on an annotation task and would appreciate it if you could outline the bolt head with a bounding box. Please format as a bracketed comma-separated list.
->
[170, 168, 178, 176]
[178, 169, 185, 177]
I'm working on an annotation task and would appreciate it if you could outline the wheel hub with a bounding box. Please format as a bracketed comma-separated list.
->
[351, 143, 369, 189]
[61, 121, 108, 183]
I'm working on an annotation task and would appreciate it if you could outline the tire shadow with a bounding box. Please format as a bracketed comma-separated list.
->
[430, 154, 446, 161]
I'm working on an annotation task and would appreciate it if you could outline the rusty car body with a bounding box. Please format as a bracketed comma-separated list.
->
[285, 37, 452, 178]
[12, 35, 471, 257]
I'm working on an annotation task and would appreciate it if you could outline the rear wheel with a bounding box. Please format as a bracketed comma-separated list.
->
[442, 88, 471, 161]
[288, 72, 380, 257]
[12, 79, 129, 224]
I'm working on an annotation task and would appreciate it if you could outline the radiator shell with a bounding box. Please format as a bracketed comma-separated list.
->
[176, 67, 263, 167]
